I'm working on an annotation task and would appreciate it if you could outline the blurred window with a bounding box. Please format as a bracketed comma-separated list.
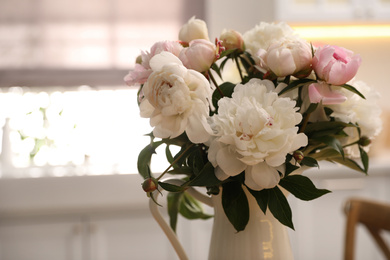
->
[0, 0, 204, 178]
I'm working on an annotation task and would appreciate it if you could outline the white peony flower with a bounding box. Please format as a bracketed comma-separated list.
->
[243, 22, 298, 56]
[208, 78, 308, 190]
[242, 22, 305, 76]
[140, 51, 213, 143]
[326, 80, 382, 157]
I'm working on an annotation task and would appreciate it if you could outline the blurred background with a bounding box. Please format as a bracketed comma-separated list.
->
[0, 0, 389, 259]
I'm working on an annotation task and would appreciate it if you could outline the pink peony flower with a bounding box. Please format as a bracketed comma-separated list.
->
[124, 41, 183, 86]
[179, 39, 216, 72]
[312, 45, 361, 85]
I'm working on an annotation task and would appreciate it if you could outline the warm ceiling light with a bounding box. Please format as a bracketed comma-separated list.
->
[292, 24, 390, 39]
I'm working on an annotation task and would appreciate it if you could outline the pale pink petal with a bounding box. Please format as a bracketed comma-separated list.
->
[312, 46, 335, 78]
[124, 64, 151, 86]
[308, 83, 346, 105]
[308, 83, 324, 103]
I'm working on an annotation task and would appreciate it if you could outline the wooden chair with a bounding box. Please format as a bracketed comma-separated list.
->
[344, 198, 390, 260]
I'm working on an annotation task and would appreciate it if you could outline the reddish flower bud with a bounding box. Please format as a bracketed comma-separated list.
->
[293, 150, 304, 162]
[142, 178, 159, 193]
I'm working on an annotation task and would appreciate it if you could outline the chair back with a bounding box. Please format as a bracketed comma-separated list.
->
[344, 198, 390, 260]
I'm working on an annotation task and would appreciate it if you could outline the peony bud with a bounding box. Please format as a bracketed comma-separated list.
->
[142, 178, 159, 193]
[358, 136, 371, 147]
[179, 16, 210, 43]
[312, 45, 361, 86]
[219, 29, 244, 51]
[179, 39, 216, 72]
[293, 150, 304, 162]
[263, 38, 312, 77]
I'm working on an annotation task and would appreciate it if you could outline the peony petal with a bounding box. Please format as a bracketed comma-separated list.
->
[216, 146, 247, 177]
[149, 51, 183, 71]
[139, 99, 154, 118]
[186, 114, 212, 143]
[308, 82, 346, 105]
[215, 166, 230, 181]
[267, 48, 296, 76]
[245, 163, 281, 191]
[290, 133, 308, 151]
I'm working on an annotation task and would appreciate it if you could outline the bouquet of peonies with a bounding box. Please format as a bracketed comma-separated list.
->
[125, 17, 382, 231]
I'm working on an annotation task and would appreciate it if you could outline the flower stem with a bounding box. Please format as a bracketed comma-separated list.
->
[343, 141, 359, 148]
[234, 56, 244, 82]
[156, 143, 195, 181]
[299, 112, 311, 133]
[208, 70, 224, 97]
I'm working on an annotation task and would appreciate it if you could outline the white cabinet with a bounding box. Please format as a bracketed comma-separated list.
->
[276, 0, 390, 22]
[0, 174, 211, 260]
[0, 218, 83, 260]
[0, 169, 389, 260]
[0, 213, 182, 260]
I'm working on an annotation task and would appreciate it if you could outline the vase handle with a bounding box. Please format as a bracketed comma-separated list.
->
[149, 180, 214, 260]
[149, 190, 189, 260]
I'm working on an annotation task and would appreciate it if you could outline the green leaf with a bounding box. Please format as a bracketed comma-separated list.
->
[165, 145, 175, 165]
[359, 146, 369, 173]
[187, 147, 205, 175]
[247, 188, 269, 214]
[158, 181, 186, 192]
[188, 162, 222, 187]
[329, 157, 366, 174]
[340, 84, 365, 99]
[300, 156, 319, 168]
[278, 78, 316, 96]
[267, 186, 294, 230]
[212, 82, 235, 110]
[316, 135, 345, 158]
[222, 181, 249, 232]
[211, 63, 222, 78]
[167, 192, 183, 232]
[137, 141, 163, 179]
[285, 162, 301, 176]
[304, 121, 353, 137]
[173, 144, 198, 169]
[310, 148, 340, 160]
[219, 48, 237, 59]
[179, 192, 213, 220]
[279, 175, 331, 201]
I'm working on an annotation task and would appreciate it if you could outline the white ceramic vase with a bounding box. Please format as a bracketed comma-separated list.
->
[208, 187, 294, 260]
[150, 184, 294, 260]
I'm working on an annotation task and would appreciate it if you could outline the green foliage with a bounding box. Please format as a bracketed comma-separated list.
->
[211, 82, 235, 112]
[249, 186, 294, 230]
[278, 78, 316, 96]
[222, 180, 250, 232]
[279, 175, 331, 201]
[167, 191, 212, 232]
